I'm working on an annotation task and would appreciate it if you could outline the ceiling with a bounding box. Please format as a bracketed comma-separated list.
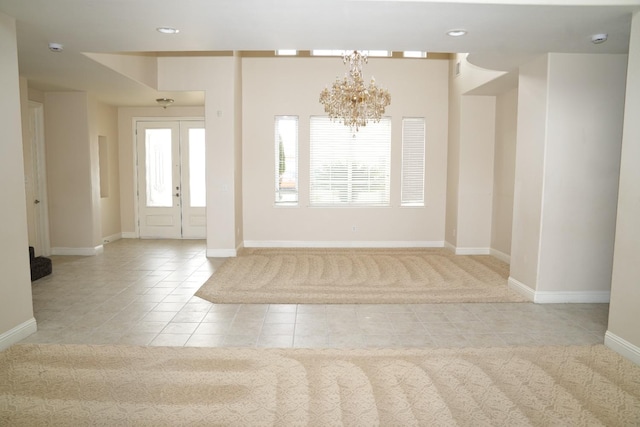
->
[0, 0, 638, 107]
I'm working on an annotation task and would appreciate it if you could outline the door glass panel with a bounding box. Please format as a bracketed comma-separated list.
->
[188, 128, 206, 207]
[145, 129, 173, 207]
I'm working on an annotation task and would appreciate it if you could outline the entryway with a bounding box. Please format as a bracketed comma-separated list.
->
[26, 101, 51, 257]
[136, 120, 206, 239]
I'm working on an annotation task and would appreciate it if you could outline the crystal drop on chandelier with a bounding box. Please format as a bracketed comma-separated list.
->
[319, 51, 391, 132]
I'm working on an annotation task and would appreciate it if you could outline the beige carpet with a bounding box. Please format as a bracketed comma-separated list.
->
[1, 344, 639, 426]
[196, 248, 527, 304]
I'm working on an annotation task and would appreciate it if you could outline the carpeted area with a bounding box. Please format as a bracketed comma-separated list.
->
[196, 248, 528, 304]
[1, 344, 639, 426]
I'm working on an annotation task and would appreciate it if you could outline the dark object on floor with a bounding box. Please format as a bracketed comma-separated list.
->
[29, 246, 52, 281]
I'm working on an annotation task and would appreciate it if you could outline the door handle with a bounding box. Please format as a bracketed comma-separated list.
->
[34, 199, 40, 204]
[175, 193, 180, 197]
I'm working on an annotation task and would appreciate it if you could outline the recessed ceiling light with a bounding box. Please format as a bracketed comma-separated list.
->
[156, 27, 179, 34]
[447, 29, 467, 37]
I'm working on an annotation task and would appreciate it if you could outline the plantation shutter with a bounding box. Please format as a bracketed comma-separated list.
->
[401, 118, 425, 206]
[310, 117, 391, 206]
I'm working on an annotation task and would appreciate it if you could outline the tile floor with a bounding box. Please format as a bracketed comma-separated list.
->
[22, 239, 609, 348]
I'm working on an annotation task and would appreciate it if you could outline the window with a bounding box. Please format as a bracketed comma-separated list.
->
[403, 51, 427, 58]
[188, 128, 206, 207]
[274, 116, 298, 205]
[275, 49, 297, 56]
[310, 116, 391, 206]
[401, 118, 426, 206]
[311, 50, 391, 57]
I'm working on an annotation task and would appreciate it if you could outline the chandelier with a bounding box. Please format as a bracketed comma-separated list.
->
[319, 51, 391, 131]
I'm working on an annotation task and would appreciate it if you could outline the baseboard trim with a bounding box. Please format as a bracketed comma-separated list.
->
[508, 277, 610, 303]
[243, 240, 445, 249]
[207, 248, 237, 257]
[51, 245, 104, 256]
[490, 248, 511, 264]
[102, 233, 122, 244]
[455, 247, 491, 256]
[444, 241, 455, 253]
[605, 331, 640, 366]
[533, 290, 610, 304]
[121, 232, 138, 239]
[508, 277, 535, 301]
[0, 318, 37, 351]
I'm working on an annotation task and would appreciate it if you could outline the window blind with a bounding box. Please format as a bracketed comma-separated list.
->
[310, 116, 391, 206]
[401, 117, 426, 206]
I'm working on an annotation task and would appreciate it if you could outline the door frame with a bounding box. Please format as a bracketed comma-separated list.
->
[28, 101, 51, 256]
[131, 117, 205, 238]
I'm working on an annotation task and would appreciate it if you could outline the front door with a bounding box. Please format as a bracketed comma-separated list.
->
[136, 120, 206, 239]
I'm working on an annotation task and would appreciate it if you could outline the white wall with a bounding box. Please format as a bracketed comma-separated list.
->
[241, 57, 449, 245]
[0, 12, 36, 349]
[607, 11, 640, 363]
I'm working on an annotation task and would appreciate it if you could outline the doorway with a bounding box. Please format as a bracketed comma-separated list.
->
[27, 101, 51, 256]
[136, 120, 206, 239]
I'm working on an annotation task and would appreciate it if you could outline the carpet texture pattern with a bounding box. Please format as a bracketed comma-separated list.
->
[1, 344, 639, 426]
[196, 248, 527, 304]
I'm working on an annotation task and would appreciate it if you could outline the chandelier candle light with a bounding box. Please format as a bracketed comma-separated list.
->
[319, 51, 391, 131]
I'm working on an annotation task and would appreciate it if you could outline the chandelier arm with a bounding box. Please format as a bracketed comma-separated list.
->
[319, 50, 390, 132]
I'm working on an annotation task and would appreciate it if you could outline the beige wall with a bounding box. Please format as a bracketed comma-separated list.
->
[89, 98, 121, 241]
[158, 56, 241, 256]
[510, 54, 549, 291]
[491, 88, 518, 258]
[117, 106, 205, 236]
[510, 53, 627, 300]
[445, 59, 461, 248]
[20, 76, 37, 250]
[44, 92, 100, 252]
[446, 54, 504, 252]
[28, 87, 44, 103]
[0, 12, 35, 348]
[233, 54, 244, 245]
[457, 95, 496, 251]
[241, 57, 449, 245]
[537, 53, 626, 293]
[608, 11, 640, 357]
